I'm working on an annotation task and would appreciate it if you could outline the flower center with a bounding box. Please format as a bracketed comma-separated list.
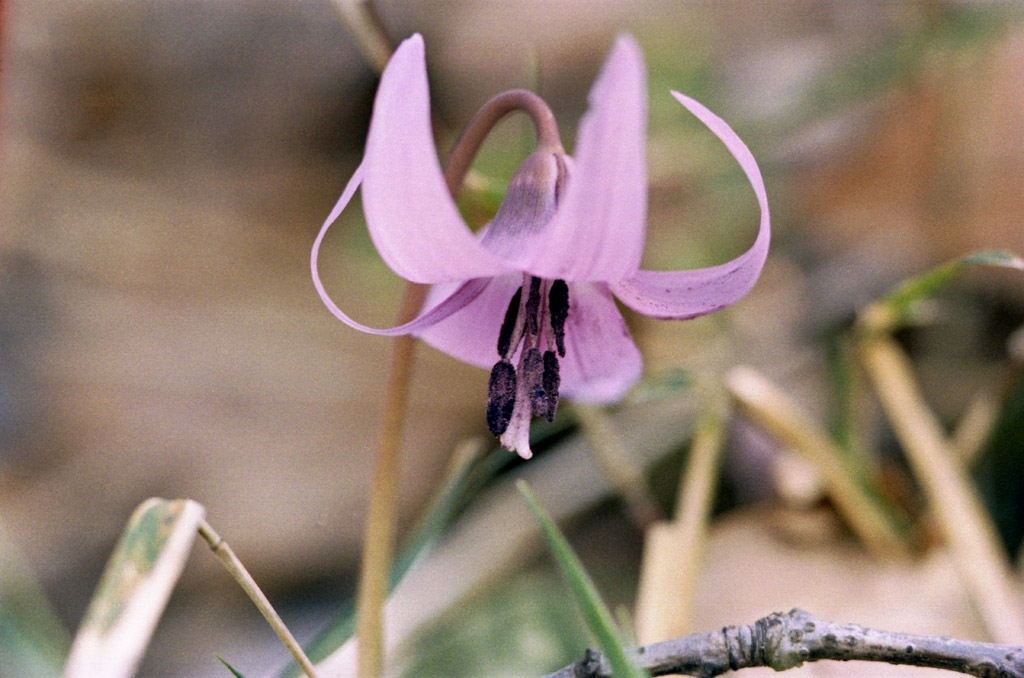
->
[441, 89, 569, 458]
[486, 275, 570, 453]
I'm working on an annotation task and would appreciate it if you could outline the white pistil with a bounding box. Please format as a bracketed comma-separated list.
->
[499, 350, 536, 459]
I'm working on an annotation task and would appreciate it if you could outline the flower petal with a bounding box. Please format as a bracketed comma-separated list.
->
[524, 34, 648, 282]
[311, 170, 491, 335]
[414, 274, 523, 367]
[611, 92, 770, 319]
[559, 283, 643, 403]
[362, 34, 513, 283]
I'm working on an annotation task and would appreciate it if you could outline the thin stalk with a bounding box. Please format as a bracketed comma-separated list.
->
[331, 0, 393, 74]
[320, 12, 410, 676]
[859, 335, 1024, 643]
[198, 521, 318, 678]
[952, 389, 999, 465]
[355, 283, 425, 678]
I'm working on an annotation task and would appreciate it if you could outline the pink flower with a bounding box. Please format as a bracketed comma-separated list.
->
[312, 33, 769, 458]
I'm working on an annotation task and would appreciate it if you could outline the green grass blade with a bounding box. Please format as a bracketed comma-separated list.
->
[217, 655, 249, 678]
[861, 249, 1023, 333]
[517, 480, 648, 678]
[0, 520, 70, 678]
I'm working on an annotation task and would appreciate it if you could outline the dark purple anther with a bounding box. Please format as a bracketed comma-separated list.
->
[486, 360, 517, 434]
[541, 350, 560, 420]
[496, 288, 522, 358]
[525, 277, 542, 337]
[548, 279, 569, 357]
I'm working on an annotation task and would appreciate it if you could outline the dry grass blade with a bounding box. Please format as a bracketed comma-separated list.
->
[199, 521, 318, 678]
[62, 498, 205, 678]
[331, 0, 393, 73]
[635, 408, 726, 643]
[725, 367, 911, 560]
[575, 403, 663, 529]
[859, 335, 1024, 643]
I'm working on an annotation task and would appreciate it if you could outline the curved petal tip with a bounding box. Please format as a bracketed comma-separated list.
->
[612, 93, 770, 319]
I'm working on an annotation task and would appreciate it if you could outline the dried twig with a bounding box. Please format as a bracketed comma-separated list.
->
[544, 609, 1024, 678]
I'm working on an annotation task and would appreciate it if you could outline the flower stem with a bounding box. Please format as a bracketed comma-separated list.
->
[356, 282, 426, 678]
[443, 90, 563, 197]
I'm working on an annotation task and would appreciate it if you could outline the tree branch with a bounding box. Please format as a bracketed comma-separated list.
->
[544, 609, 1024, 678]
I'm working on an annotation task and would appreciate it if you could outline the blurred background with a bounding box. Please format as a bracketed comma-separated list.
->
[1, 1, 1023, 676]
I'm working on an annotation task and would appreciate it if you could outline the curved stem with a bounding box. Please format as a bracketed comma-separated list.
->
[443, 89, 563, 197]
[355, 93, 548, 676]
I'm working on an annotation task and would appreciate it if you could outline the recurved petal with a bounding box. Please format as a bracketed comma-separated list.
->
[312, 169, 492, 334]
[611, 92, 770, 319]
[558, 283, 643, 403]
[525, 34, 648, 283]
[362, 34, 513, 283]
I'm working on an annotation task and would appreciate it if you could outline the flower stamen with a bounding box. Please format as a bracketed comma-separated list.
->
[525, 276, 543, 338]
[485, 275, 569, 454]
[548, 279, 569, 358]
[539, 349, 560, 420]
[486, 360, 517, 435]
[522, 347, 546, 415]
[496, 287, 523, 360]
